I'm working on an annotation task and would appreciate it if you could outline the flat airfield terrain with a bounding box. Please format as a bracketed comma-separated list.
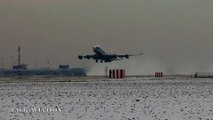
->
[0, 77, 213, 120]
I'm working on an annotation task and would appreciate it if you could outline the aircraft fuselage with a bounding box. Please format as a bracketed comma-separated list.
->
[93, 46, 106, 56]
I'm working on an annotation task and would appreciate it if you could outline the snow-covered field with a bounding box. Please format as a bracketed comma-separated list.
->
[1, 78, 213, 120]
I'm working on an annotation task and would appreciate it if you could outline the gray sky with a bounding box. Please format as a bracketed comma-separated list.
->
[0, 0, 213, 73]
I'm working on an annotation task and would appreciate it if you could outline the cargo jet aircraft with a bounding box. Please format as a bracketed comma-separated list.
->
[78, 45, 144, 63]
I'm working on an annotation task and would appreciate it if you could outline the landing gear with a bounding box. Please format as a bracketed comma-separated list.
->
[95, 60, 108, 63]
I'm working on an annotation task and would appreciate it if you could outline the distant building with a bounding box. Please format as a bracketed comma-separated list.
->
[0, 68, 86, 77]
[13, 64, 28, 70]
[59, 64, 69, 70]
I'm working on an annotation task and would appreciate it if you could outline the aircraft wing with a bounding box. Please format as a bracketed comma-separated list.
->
[128, 53, 144, 56]
[115, 53, 144, 59]
[78, 54, 97, 60]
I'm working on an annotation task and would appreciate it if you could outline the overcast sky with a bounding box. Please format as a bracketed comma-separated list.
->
[0, 0, 213, 73]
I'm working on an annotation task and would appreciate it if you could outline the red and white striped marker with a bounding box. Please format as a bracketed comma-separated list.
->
[155, 72, 163, 78]
[109, 69, 125, 79]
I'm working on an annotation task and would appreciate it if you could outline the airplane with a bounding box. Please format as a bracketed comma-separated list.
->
[78, 45, 144, 63]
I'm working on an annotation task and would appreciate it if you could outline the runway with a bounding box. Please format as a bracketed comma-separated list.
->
[0, 77, 213, 120]
[0, 74, 192, 83]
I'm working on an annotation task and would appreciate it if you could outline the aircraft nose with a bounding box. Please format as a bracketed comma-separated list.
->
[93, 45, 96, 49]
[93, 47, 97, 52]
[94, 44, 100, 48]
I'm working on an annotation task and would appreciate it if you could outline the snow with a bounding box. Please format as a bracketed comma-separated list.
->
[0, 78, 213, 120]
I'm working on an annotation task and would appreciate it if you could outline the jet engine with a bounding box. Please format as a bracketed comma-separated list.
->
[125, 55, 129, 59]
[78, 56, 83, 59]
[86, 55, 90, 59]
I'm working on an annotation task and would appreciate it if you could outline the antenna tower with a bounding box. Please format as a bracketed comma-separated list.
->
[18, 46, 21, 79]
